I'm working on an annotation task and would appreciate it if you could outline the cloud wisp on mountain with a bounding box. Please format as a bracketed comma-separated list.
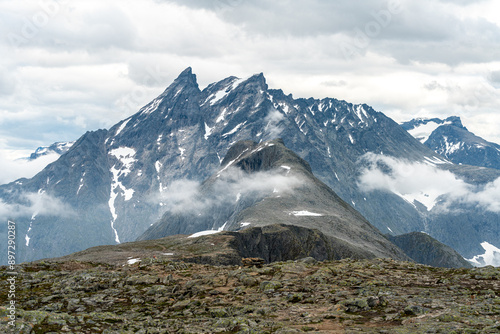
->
[357, 153, 500, 213]
[0, 192, 75, 220]
[151, 166, 303, 216]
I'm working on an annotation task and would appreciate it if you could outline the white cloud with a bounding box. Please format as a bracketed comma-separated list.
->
[154, 166, 302, 215]
[462, 177, 500, 213]
[0, 191, 75, 220]
[467, 242, 500, 267]
[0, 151, 60, 184]
[358, 153, 500, 212]
[1, 0, 500, 153]
[263, 108, 285, 139]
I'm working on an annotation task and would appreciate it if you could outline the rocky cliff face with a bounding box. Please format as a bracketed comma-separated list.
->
[1, 68, 499, 264]
[387, 232, 473, 269]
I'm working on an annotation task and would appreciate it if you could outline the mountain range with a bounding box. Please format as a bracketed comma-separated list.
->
[401, 116, 500, 170]
[1, 67, 499, 265]
[24, 141, 74, 161]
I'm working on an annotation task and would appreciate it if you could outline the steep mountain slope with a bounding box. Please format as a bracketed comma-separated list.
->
[1, 68, 499, 264]
[401, 116, 500, 170]
[139, 139, 409, 261]
[387, 232, 472, 268]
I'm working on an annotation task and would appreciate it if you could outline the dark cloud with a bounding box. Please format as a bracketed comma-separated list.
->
[165, 0, 500, 66]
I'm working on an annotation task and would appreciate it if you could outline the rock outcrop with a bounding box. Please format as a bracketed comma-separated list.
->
[387, 232, 473, 268]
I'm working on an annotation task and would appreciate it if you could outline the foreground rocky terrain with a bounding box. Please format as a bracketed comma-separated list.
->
[1, 256, 499, 333]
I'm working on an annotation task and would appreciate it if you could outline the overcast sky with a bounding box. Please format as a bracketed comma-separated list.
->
[1, 0, 500, 160]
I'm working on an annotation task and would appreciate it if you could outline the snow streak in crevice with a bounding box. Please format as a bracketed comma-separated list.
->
[108, 147, 137, 243]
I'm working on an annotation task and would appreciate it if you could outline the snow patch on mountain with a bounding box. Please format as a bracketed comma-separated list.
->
[277, 102, 291, 114]
[25, 213, 37, 247]
[204, 122, 213, 140]
[205, 77, 246, 106]
[290, 210, 324, 217]
[188, 222, 228, 238]
[77, 172, 86, 195]
[140, 98, 162, 115]
[423, 156, 451, 166]
[222, 122, 247, 138]
[349, 134, 355, 144]
[218, 149, 249, 176]
[179, 147, 186, 160]
[440, 136, 462, 156]
[108, 147, 137, 244]
[155, 161, 163, 193]
[115, 119, 131, 136]
[216, 108, 228, 123]
[188, 230, 221, 238]
[407, 119, 452, 143]
[109, 147, 137, 172]
[467, 242, 500, 267]
[353, 105, 369, 123]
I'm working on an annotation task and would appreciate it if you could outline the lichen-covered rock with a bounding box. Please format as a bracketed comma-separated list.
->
[259, 280, 283, 292]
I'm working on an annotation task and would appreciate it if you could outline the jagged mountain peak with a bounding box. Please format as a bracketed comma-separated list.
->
[246, 72, 266, 85]
[402, 115, 500, 170]
[26, 141, 74, 161]
[401, 116, 467, 143]
[171, 66, 198, 87]
[160, 66, 200, 100]
[200, 72, 268, 108]
[443, 116, 465, 129]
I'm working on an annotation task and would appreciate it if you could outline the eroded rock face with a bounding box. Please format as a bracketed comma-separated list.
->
[1, 258, 499, 333]
[230, 224, 373, 263]
[387, 232, 473, 269]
